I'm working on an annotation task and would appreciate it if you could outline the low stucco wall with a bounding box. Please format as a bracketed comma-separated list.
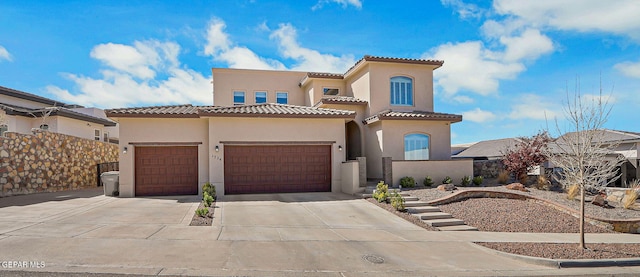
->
[391, 159, 473, 187]
[0, 130, 118, 197]
[341, 161, 359, 195]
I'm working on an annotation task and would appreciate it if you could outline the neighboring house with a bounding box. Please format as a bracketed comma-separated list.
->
[106, 56, 469, 197]
[453, 138, 520, 160]
[0, 86, 117, 141]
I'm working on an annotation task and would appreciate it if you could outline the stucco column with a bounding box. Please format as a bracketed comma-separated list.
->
[382, 157, 393, 187]
[357, 157, 367, 187]
[621, 162, 628, 185]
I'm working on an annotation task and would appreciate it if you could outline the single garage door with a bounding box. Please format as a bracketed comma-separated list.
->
[224, 145, 331, 194]
[135, 146, 198, 196]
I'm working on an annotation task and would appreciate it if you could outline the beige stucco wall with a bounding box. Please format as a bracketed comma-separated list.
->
[301, 79, 346, 106]
[212, 68, 307, 106]
[347, 66, 371, 106]
[54, 116, 105, 141]
[115, 118, 210, 197]
[391, 159, 473, 187]
[340, 161, 359, 195]
[207, 117, 347, 195]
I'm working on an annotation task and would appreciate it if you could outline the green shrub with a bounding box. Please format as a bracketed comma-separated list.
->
[372, 181, 390, 203]
[460, 176, 471, 187]
[442, 176, 452, 184]
[203, 193, 214, 207]
[423, 176, 434, 187]
[202, 182, 216, 199]
[195, 207, 209, 217]
[390, 190, 406, 211]
[400, 176, 416, 188]
[472, 176, 484, 186]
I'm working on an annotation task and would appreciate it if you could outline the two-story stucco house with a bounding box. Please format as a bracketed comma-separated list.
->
[0, 86, 117, 142]
[106, 56, 471, 197]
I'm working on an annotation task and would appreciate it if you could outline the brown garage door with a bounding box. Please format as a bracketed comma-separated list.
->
[224, 145, 331, 194]
[135, 146, 198, 196]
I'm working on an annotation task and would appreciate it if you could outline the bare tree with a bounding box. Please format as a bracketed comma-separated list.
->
[546, 81, 625, 249]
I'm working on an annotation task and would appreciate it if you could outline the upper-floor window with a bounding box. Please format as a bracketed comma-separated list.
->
[0, 125, 7, 136]
[390, 76, 413, 106]
[323, 88, 339, 95]
[276, 92, 288, 104]
[404, 133, 429, 160]
[103, 132, 109, 142]
[233, 91, 245, 106]
[94, 129, 101, 141]
[255, 91, 267, 104]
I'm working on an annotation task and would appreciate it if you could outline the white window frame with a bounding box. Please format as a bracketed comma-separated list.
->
[404, 133, 430, 160]
[323, 88, 339, 96]
[103, 132, 109, 142]
[390, 76, 413, 106]
[233, 91, 245, 106]
[0, 124, 7, 137]
[276, 92, 288, 104]
[255, 91, 267, 104]
[94, 129, 101, 141]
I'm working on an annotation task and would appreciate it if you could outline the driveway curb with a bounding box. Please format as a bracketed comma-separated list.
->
[471, 241, 640, 268]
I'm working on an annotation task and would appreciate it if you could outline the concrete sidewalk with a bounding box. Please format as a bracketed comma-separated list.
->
[0, 189, 639, 276]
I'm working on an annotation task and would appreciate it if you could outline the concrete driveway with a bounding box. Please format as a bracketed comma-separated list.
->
[1, 189, 639, 276]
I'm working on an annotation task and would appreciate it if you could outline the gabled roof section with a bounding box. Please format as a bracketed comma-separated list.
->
[199, 103, 355, 119]
[313, 96, 368, 107]
[1, 103, 116, 126]
[453, 138, 521, 159]
[364, 109, 462, 124]
[556, 129, 640, 145]
[105, 104, 203, 118]
[0, 85, 76, 108]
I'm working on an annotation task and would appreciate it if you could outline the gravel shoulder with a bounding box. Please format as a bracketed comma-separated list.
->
[477, 242, 640, 260]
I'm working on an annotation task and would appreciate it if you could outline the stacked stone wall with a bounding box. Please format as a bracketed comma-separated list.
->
[473, 159, 504, 178]
[1, 130, 118, 197]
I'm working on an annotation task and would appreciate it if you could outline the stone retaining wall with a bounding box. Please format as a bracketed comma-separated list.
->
[1, 130, 118, 197]
[427, 189, 640, 234]
[473, 160, 504, 178]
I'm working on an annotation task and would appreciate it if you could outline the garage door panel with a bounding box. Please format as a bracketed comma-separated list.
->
[224, 145, 331, 194]
[135, 146, 198, 196]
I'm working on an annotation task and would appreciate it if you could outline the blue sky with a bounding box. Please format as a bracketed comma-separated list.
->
[1, 0, 639, 144]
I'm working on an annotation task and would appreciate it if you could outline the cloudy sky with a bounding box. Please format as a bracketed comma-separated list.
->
[1, 0, 639, 144]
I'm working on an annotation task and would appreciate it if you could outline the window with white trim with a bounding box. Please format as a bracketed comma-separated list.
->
[94, 129, 101, 141]
[390, 76, 413, 106]
[276, 92, 288, 104]
[0, 125, 7, 136]
[255, 91, 267, 104]
[233, 91, 245, 106]
[103, 132, 109, 142]
[404, 133, 429, 160]
[323, 88, 339, 95]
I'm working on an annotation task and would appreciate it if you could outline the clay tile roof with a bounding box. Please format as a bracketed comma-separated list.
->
[306, 72, 344, 79]
[105, 104, 204, 118]
[313, 96, 368, 107]
[199, 103, 355, 118]
[364, 109, 462, 124]
[344, 55, 444, 76]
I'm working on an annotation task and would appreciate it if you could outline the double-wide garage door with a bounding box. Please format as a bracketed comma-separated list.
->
[224, 145, 331, 194]
[135, 146, 198, 196]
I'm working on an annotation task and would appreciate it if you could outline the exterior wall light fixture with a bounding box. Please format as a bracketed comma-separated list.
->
[215, 145, 219, 152]
[338, 145, 343, 151]
[123, 146, 128, 154]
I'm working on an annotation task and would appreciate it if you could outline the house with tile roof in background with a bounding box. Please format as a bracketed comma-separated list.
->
[106, 56, 472, 197]
[0, 86, 117, 142]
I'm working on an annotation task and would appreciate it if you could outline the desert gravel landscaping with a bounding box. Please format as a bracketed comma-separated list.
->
[477, 242, 640, 260]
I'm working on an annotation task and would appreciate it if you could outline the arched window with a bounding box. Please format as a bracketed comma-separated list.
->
[404, 133, 429, 160]
[390, 76, 413, 106]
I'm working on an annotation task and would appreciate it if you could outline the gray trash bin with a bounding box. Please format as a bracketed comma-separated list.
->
[101, 171, 119, 197]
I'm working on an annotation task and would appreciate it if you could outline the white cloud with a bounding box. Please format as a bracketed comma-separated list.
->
[462, 108, 496, 123]
[582, 93, 617, 105]
[427, 41, 525, 96]
[47, 40, 211, 108]
[312, 0, 362, 10]
[0, 45, 12, 62]
[452, 95, 474, 104]
[493, 0, 640, 41]
[440, 0, 484, 19]
[269, 23, 356, 73]
[508, 94, 560, 120]
[614, 60, 640, 79]
[500, 29, 554, 62]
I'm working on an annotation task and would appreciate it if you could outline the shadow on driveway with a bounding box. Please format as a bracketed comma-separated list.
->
[0, 187, 104, 208]
[219, 192, 358, 203]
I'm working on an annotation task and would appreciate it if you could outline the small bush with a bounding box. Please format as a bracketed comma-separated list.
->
[423, 176, 434, 187]
[497, 171, 510, 184]
[400, 176, 416, 188]
[390, 190, 406, 211]
[195, 207, 209, 217]
[534, 175, 551, 190]
[203, 182, 216, 199]
[373, 181, 390, 203]
[442, 176, 452, 184]
[566, 184, 580, 200]
[518, 174, 529, 185]
[203, 193, 214, 207]
[472, 176, 483, 186]
[460, 176, 471, 187]
[623, 179, 640, 209]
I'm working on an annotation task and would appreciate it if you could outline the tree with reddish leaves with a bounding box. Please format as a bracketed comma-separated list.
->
[502, 131, 551, 183]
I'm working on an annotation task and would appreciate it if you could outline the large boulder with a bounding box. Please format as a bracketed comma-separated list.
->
[591, 193, 609, 208]
[437, 184, 457, 191]
[505, 183, 529, 192]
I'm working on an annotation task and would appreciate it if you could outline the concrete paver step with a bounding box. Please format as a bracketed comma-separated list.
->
[407, 206, 441, 213]
[424, 218, 465, 227]
[437, 225, 479, 231]
[413, 212, 453, 220]
[404, 201, 431, 207]
[402, 196, 419, 201]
